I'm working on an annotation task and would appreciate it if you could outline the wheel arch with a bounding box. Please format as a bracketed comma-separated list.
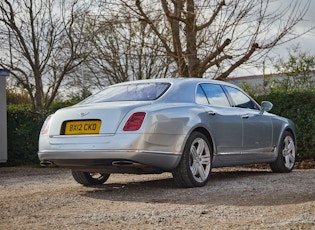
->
[187, 126, 215, 154]
[283, 126, 297, 149]
[285, 128, 296, 141]
[279, 124, 297, 147]
[175, 126, 215, 169]
[273, 125, 297, 160]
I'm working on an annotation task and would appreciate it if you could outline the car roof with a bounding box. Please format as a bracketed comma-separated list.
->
[111, 78, 239, 90]
[113, 77, 232, 85]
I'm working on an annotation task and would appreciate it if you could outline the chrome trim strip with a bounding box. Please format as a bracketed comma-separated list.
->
[49, 134, 115, 138]
[40, 149, 177, 155]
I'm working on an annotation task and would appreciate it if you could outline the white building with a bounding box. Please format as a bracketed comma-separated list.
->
[225, 71, 315, 93]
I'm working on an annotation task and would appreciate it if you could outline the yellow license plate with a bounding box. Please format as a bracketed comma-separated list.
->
[64, 120, 101, 135]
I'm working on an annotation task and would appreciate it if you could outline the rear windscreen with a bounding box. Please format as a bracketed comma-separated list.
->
[80, 82, 170, 104]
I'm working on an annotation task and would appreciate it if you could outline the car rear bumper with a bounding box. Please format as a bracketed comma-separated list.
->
[38, 149, 181, 171]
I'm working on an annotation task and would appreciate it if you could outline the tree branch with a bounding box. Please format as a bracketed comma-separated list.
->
[199, 38, 231, 72]
[216, 43, 260, 80]
[197, 0, 225, 31]
[135, 0, 174, 57]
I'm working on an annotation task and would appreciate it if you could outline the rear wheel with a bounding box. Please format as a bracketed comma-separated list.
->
[71, 170, 110, 186]
[172, 131, 212, 188]
[270, 131, 296, 173]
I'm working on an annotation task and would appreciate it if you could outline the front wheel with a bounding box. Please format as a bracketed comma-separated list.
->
[270, 131, 296, 173]
[71, 170, 110, 186]
[172, 131, 212, 188]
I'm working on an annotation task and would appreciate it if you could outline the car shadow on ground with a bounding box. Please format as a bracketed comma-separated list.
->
[80, 169, 315, 207]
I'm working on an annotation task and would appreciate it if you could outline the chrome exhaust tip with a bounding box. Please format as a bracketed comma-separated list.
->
[112, 160, 135, 166]
[40, 161, 55, 167]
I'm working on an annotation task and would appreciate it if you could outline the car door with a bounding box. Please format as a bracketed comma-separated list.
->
[197, 84, 243, 164]
[223, 86, 274, 161]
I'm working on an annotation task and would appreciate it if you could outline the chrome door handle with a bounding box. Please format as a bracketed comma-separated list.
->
[242, 114, 249, 119]
[208, 111, 216, 116]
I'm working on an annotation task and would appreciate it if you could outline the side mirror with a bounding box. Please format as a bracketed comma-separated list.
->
[261, 101, 273, 113]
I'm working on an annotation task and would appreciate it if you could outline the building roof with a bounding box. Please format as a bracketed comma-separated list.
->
[0, 69, 9, 76]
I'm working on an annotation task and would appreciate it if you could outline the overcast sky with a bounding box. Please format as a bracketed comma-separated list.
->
[273, 0, 315, 55]
[232, 0, 315, 77]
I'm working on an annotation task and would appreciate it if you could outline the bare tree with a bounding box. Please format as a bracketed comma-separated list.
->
[83, 7, 175, 87]
[120, 0, 312, 79]
[0, 0, 96, 111]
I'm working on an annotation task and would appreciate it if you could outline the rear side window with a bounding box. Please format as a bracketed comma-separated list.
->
[197, 83, 230, 107]
[224, 86, 259, 110]
[196, 85, 209, 104]
[80, 83, 170, 104]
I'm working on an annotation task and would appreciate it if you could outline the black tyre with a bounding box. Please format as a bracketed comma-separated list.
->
[172, 131, 212, 188]
[270, 131, 296, 173]
[71, 170, 110, 186]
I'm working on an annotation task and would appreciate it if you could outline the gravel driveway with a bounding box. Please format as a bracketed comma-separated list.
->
[0, 167, 314, 229]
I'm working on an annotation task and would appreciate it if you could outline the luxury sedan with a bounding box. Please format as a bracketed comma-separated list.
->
[38, 78, 296, 188]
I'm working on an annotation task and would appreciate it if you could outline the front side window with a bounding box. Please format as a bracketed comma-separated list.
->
[199, 83, 230, 107]
[80, 83, 170, 104]
[224, 86, 259, 110]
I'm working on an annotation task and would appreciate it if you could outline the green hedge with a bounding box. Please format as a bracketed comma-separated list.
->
[4, 92, 315, 166]
[6, 105, 46, 165]
[5, 102, 75, 166]
[255, 91, 315, 160]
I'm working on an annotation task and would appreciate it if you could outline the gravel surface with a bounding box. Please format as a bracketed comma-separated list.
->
[0, 167, 314, 229]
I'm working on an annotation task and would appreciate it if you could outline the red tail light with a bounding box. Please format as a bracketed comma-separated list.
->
[123, 112, 146, 131]
[40, 115, 52, 135]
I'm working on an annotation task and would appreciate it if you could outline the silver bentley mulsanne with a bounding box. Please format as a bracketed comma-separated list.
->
[38, 78, 296, 187]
